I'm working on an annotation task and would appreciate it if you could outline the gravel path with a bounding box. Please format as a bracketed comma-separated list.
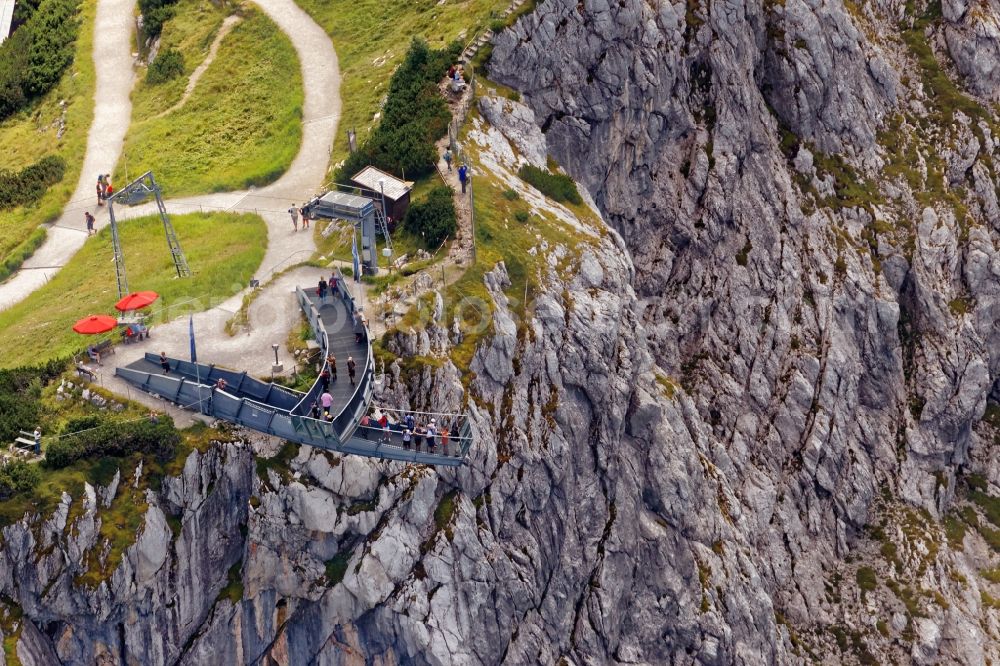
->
[0, 0, 137, 310]
[0, 0, 341, 311]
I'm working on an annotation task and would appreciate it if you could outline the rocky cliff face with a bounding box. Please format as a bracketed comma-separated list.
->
[4, 0, 1000, 664]
[0, 439, 253, 664]
[485, 0, 1000, 662]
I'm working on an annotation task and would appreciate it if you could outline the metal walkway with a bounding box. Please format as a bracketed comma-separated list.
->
[115, 275, 473, 466]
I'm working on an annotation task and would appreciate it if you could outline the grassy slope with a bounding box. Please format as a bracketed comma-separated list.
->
[129, 0, 229, 120]
[117, 5, 303, 196]
[0, 0, 97, 264]
[0, 211, 266, 367]
[294, 0, 510, 168]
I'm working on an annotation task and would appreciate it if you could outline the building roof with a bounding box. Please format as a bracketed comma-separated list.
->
[350, 166, 412, 201]
[316, 191, 375, 218]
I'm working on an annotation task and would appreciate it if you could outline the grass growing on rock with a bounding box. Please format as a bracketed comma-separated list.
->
[0, 0, 97, 267]
[324, 547, 353, 586]
[438, 110, 597, 374]
[117, 6, 303, 196]
[0, 211, 266, 368]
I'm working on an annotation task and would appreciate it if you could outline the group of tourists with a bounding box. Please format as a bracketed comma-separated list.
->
[96, 174, 113, 205]
[317, 352, 357, 390]
[317, 271, 340, 303]
[442, 149, 470, 193]
[359, 411, 453, 454]
[289, 204, 309, 232]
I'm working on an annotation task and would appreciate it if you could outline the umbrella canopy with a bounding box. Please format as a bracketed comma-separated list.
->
[73, 315, 118, 335]
[115, 291, 159, 312]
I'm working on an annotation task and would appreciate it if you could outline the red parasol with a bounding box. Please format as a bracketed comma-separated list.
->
[72, 315, 118, 335]
[115, 291, 159, 312]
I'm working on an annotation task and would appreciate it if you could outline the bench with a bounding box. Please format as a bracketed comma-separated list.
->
[87, 339, 116, 364]
[13, 431, 38, 454]
[75, 362, 97, 382]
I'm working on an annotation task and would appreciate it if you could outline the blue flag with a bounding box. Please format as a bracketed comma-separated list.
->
[351, 229, 361, 282]
[189, 315, 197, 363]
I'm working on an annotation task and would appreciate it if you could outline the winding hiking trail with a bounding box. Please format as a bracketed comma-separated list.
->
[0, 0, 341, 312]
[153, 13, 243, 120]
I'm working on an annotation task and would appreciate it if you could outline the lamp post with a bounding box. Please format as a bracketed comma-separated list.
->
[271, 343, 283, 377]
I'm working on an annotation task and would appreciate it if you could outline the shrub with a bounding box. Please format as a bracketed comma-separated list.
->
[514, 210, 529, 223]
[0, 155, 67, 210]
[516, 165, 583, 205]
[146, 48, 184, 85]
[0, 460, 40, 500]
[139, 0, 178, 39]
[0, 0, 81, 120]
[44, 415, 181, 469]
[0, 360, 65, 442]
[61, 415, 102, 434]
[337, 38, 461, 181]
[405, 186, 456, 247]
[501, 188, 519, 201]
[0, 228, 47, 283]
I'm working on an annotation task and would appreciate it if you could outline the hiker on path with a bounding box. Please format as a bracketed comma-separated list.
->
[444, 148, 453, 172]
[289, 204, 299, 232]
[318, 277, 328, 303]
[85, 211, 95, 236]
[458, 164, 468, 194]
[96, 177, 104, 205]
[300, 206, 309, 230]
[33, 427, 41, 454]
[347, 355, 356, 385]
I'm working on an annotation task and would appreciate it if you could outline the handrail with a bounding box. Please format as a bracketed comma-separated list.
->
[371, 404, 469, 423]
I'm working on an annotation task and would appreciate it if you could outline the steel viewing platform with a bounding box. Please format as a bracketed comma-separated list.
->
[115, 273, 473, 466]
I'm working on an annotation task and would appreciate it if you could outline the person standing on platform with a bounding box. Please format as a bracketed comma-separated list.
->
[288, 204, 299, 232]
[347, 355, 356, 385]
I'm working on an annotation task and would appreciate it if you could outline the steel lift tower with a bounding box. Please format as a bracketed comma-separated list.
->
[106, 171, 191, 298]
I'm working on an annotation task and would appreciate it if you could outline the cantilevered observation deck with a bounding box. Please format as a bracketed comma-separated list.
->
[115, 274, 473, 465]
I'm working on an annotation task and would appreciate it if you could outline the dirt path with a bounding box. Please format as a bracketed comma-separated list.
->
[0, 0, 341, 312]
[153, 14, 243, 120]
